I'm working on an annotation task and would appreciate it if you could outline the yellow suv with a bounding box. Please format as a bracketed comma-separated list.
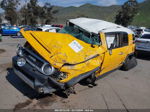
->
[12, 18, 137, 96]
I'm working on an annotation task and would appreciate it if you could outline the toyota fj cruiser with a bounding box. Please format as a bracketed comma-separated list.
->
[12, 18, 137, 96]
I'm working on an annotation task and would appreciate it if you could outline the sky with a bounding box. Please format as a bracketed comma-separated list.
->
[39, 0, 145, 7]
[0, 0, 145, 12]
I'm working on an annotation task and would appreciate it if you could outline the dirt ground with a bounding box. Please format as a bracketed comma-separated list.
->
[0, 36, 150, 111]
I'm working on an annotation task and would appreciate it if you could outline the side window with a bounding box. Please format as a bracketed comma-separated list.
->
[105, 32, 128, 49]
[119, 32, 128, 47]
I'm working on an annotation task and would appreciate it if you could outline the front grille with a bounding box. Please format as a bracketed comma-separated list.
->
[23, 46, 46, 73]
[22, 69, 34, 81]
[25, 52, 43, 68]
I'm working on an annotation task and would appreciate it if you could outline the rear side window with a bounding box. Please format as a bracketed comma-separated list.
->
[119, 32, 128, 46]
[105, 32, 129, 49]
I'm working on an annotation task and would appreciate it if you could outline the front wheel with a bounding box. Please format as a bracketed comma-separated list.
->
[120, 56, 137, 71]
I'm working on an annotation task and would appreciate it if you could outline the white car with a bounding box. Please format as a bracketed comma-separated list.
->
[36, 26, 61, 33]
[135, 28, 150, 38]
[136, 34, 150, 52]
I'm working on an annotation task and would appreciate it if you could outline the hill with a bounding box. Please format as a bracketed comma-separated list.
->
[132, 0, 150, 27]
[53, 1, 150, 27]
[53, 3, 120, 24]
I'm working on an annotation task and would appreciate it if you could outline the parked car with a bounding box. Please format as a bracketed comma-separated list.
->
[0, 26, 20, 36]
[135, 28, 150, 38]
[0, 23, 10, 29]
[24, 26, 37, 31]
[36, 26, 61, 32]
[136, 34, 150, 53]
[52, 24, 64, 28]
[12, 18, 137, 96]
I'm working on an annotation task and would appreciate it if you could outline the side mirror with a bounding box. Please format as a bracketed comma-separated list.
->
[109, 43, 114, 55]
[110, 43, 114, 50]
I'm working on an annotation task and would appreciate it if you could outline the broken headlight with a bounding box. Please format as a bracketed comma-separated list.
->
[51, 71, 67, 81]
[58, 72, 67, 80]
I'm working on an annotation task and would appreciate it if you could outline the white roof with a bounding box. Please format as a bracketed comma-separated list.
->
[69, 18, 133, 34]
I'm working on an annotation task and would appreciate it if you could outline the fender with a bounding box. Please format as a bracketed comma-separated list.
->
[65, 67, 100, 88]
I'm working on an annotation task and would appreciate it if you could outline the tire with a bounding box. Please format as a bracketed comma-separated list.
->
[135, 50, 140, 58]
[120, 56, 137, 71]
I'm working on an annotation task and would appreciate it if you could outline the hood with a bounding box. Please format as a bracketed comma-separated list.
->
[21, 29, 104, 68]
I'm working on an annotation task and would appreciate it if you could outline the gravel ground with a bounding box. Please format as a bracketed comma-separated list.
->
[0, 36, 150, 111]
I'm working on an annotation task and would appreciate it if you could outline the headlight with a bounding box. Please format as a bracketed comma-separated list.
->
[51, 71, 67, 81]
[42, 64, 55, 76]
[17, 58, 26, 67]
[58, 72, 67, 80]
[17, 47, 24, 57]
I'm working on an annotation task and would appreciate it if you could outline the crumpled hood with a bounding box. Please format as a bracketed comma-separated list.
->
[21, 30, 104, 68]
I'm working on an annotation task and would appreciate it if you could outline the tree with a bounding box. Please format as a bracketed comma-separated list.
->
[19, 0, 29, 25]
[19, 0, 58, 25]
[115, 0, 138, 27]
[41, 3, 58, 24]
[0, 0, 19, 25]
[26, 0, 39, 25]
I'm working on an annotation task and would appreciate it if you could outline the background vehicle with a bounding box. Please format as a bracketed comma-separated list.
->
[52, 24, 64, 28]
[135, 28, 150, 38]
[0, 26, 20, 36]
[24, 26, 37, 31]
[136, 34, 150, 53]
[36, 26, 61, 32]
[13, 18, 137, 96]
[0, 23, 10, 29]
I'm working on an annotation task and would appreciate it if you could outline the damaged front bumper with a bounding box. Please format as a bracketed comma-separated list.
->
[13, 56, 64, 94]
[12, 51, 99, 94]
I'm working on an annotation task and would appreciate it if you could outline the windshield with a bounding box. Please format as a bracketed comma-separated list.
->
[58, 23, 101, 45]
[141, 34, 150, 39]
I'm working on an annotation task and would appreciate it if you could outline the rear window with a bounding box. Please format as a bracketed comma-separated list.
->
[141, 34, 150, 39]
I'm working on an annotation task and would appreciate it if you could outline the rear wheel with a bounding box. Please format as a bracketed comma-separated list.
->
[120, 55, 137, 71]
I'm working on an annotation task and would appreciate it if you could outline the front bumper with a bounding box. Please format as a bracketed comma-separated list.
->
[13, 56, 64, 94]
[13, 55, 99, 94]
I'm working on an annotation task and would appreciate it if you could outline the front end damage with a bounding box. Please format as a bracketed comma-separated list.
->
[12, 29, 104, 94]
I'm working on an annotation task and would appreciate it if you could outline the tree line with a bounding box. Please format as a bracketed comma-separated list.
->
[0, 0, 138, 27]
[0, 0, 58, 26]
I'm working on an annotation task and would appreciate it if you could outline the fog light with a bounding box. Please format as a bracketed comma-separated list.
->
[17, 58, 26, 67]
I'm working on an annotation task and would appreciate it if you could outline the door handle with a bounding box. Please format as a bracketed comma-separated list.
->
[119, 52, 124, 55]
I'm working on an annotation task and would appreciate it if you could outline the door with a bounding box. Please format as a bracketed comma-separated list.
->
[100, 32, 129, 75]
